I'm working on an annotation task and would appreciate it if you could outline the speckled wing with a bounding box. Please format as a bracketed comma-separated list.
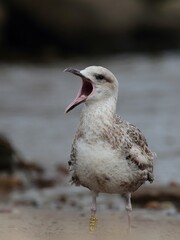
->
[125, 122, 155, 183]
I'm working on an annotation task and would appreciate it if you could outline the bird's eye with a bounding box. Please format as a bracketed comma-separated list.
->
[95, 74, 105, 80]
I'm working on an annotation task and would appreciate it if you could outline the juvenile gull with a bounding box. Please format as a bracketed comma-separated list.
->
[64, 66, 156, 229]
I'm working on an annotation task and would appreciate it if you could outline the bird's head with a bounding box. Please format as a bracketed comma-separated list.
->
[64, 66, 118, 113]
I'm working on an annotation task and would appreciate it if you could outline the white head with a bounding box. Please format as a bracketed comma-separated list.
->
[64, 66, 119, 113]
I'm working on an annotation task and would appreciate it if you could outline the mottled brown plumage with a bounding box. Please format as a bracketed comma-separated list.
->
[69, 115, 154, 192]
[65, 66, 156, 228]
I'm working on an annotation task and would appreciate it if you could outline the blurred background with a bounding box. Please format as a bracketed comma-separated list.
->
[1, 0, 180, 59]
[0, 0, 180, 212]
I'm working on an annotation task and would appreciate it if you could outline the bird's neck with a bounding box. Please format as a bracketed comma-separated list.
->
[79, 96, 117, 129]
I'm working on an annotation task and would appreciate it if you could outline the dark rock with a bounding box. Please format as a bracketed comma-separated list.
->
[0, 176, 24, 192]
[56, 164, 69, 176]
[132, 185, 180, 210]
[33, 177, 56, 189]
[145, 200, 177, 215]
[0, 134, 17, 174]
[17, 159, 44, 175]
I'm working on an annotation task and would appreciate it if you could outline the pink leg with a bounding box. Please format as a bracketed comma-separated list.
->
[89, 191, 98, 232]
[125, 192, 132, 228]
[91, 191, 98, 217]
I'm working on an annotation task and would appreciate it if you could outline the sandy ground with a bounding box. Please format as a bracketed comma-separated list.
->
[0, 208, 179, 240]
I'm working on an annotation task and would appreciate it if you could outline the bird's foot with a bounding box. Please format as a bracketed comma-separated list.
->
[89, 216, 98, 232]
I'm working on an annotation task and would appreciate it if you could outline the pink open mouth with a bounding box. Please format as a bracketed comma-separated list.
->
[64, 68, 94, 113]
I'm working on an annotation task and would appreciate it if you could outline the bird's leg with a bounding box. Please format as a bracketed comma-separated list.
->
[90, 192, 97, 217]
[125, 192, 132, 229]
[89, 191, 98, 232]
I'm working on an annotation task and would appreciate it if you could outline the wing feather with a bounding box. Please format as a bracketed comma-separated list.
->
[126, 123, 155, 182]
[114, 116, 155, 183]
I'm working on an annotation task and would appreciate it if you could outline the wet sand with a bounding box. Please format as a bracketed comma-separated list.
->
[0, 208, 179, 240]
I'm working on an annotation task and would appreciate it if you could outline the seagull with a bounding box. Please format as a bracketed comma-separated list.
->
[64, 66, 155, 230]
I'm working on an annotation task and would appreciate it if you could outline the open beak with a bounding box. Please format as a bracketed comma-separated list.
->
[64, 68, 94, 113]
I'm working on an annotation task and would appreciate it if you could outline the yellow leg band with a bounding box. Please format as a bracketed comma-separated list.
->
[89, 216, 98, 232]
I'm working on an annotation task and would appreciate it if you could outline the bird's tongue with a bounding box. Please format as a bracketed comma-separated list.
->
[65, 78, 93, 113]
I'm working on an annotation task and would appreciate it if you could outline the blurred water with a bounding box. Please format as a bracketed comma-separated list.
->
[0, 53, 180, 184]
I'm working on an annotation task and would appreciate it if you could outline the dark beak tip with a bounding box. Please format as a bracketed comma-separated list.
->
[63, 67, 83, 77]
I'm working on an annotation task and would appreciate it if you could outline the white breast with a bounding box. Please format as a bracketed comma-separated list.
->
[74, 139, 140, 193]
